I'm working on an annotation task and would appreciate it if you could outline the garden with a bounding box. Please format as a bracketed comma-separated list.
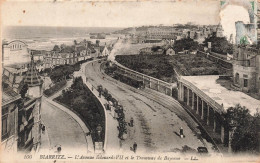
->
[43, 80, 67, 97]
[115, 53, 230, 83]
[55, 76, 105, 143]
[115, 55, 176, 83]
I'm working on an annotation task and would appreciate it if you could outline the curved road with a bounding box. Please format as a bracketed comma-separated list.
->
[84, 61, 216, 155]
[40, 93, 89, 154]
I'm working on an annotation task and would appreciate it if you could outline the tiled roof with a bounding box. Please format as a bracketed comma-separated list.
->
[2, 83, 21, 106]
[76, 46, 87, 52]
[24, 57, 43, 87]
[100, 46, 105, 52]
[60, 46, 75, 53]
[89, 46, 96, 53]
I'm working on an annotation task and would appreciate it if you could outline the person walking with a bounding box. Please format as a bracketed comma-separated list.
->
[180, 127, 184, 138]
[130, 117, 134, 127]
[42, 125, 45, 134]
[133, 142, 137, 153]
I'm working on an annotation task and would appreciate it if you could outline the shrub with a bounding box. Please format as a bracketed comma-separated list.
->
[55, 77, 105, 143]
[43, 80, 67, 97]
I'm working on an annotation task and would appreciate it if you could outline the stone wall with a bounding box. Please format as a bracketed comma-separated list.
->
[115, 62, 175, 96]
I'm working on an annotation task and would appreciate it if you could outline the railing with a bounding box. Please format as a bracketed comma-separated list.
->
[197, 51, 233, 69]
[180, 77, 225, 114]
[114, 61, 174, 88]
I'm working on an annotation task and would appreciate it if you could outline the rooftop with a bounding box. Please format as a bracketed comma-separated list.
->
[182, 75, 260, 115]
[2, 84, 21, 106]
[60, 46, 75, 53]
[24, 58, 43, 87]
[4, 66, 27, 74]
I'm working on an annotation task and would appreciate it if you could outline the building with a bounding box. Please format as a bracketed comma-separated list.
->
[31, 50, 46, 72]
[139, 47, 152, 55]
[1, 57, 43, 153]
[178, 75, 260, 152]
[235, 21, 257, 45]
[75, 46, 88, 61]
[232, 45, 260, 94]
[146, 27, 181, 40]
[2, 67, 27, 93]
[166, 47, 175, 56]
[216, 26, 224, 38]
[2, 40, 31, 67]
[43, 51, 53, 69]
[19, 57, 43, 152]
[43, 45, 92, 69]
[1, 85, 21, 153]
[100, 45, 110, 57]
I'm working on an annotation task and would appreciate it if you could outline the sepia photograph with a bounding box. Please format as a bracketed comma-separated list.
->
[0, 0, 260, 162]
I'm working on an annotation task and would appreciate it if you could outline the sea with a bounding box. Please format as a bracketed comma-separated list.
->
[2, 26, 124, 50]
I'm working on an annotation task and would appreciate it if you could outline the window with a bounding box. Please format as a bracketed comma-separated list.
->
[235, 73, 239, 84]
[244, 79, 248, 87]
[2, 115, 8, 138]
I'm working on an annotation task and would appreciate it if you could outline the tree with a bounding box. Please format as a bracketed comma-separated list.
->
[173, 38, 199, 53]
[53, 45, 60, 52]
[50, 65, 75, 83]
[224, 105, 259, 153]
[74, 40, 78, 45]
[204, 36, 233, 55]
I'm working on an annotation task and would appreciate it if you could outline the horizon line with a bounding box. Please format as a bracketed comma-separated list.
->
[2, 23, 219, 28]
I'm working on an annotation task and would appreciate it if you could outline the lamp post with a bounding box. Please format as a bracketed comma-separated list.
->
[96, 124, 102, 141]
[43, 72, 47, 91]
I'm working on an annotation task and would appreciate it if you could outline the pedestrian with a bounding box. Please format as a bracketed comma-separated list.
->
[130, 117, 134, 127]
[133, 142, 137, 153]
[57, 146, 61, 153]
[42, 125, 45, 134]
[92, 85, 94, 91]
[180, 127, 184, 138]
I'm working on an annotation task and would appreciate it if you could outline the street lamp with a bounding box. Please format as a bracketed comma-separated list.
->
[96, 124, 102, 141]
[43, 72, 47, 91]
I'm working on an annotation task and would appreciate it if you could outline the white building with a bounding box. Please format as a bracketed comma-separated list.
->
[166, 48, 175, 56]
[101, 46, 110, 56]
[3, 40, 31, 67]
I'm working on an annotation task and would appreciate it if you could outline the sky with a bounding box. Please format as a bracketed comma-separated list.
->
[1, 0, 221, 27]
[1, 0, 255, 42]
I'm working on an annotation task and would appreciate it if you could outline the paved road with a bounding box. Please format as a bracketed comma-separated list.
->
[84, 61, 216, 155]
[40, 93, 89, 155]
